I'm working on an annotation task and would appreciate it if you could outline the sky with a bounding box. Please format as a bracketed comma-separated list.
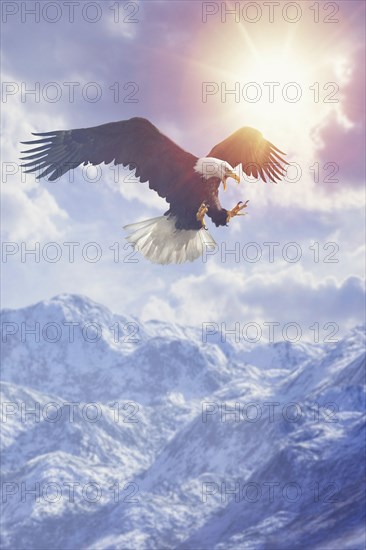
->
[1, 0, 365, 340]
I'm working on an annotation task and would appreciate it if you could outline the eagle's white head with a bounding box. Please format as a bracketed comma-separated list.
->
[194, 157, 241, 190]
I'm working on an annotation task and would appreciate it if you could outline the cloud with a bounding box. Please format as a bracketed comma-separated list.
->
[1, 185, 68, 241]
[141, 296, 176, 324]
[1, 0, 365, 336]
[141, 263, 365, 336]
[1, 83, 68, 241]
[313, 47, 366, 187]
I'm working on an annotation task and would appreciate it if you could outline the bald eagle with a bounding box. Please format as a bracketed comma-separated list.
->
[21, 117, 287, 264]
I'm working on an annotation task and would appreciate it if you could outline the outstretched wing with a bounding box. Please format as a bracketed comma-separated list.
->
[20, 117, 198, 203]
[207, 126, 288, 183]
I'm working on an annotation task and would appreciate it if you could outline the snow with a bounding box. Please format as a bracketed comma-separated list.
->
[1, 294, 365, 549]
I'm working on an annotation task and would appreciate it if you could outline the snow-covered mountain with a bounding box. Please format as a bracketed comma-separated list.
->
[1, 294, 365, 549]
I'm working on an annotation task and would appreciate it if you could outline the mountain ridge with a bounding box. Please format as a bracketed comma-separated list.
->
[1, 294, 365, 549]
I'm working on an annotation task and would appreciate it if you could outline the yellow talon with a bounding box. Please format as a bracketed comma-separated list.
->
[196, 202, 209, 228]
[226, 200, 249, 223]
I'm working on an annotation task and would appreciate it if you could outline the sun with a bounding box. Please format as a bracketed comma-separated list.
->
[184, 14, 348, 168]
[244, 50, 306, 85]
[215, 39, 342, 172]
[233, 46, 323, 140]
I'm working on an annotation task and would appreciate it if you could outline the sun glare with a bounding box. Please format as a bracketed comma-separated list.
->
[244, 51, 306, 84]
[235, 48, 322, 139]
[218, 39, 340, 159]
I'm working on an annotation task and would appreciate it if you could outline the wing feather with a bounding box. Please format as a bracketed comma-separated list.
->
[20, 118, 198, 203]
[207, 126, 288, 183]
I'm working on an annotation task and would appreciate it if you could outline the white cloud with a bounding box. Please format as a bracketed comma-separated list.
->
[1, 186, 68, 241]
[140, 263, 365, 336]
[141, 296, 176, 324]
[1, 84, 69, 241]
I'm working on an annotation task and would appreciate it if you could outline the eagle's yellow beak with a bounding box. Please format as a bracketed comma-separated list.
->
[223, 171, 240, 191]
[228, 170, 241, 183]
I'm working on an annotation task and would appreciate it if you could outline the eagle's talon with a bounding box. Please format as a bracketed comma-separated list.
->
[226, 200, 249, 223]
[196, 201, 209, 228]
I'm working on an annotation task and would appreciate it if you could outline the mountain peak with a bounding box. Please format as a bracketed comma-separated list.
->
[1, 298, 365, 549]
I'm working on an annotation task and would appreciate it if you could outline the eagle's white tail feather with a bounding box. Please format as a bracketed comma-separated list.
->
[123, 216, 216, 264]
[123, 217, 161, 232]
